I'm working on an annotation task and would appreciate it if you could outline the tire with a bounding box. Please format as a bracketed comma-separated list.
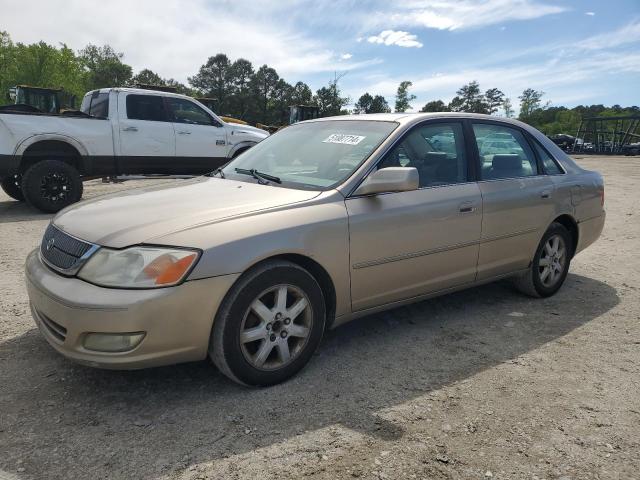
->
[1, 174, 25, 201]
[21, 160, 83, 213]
[210, 260, 326, 386]
[513, 222, 572, 298]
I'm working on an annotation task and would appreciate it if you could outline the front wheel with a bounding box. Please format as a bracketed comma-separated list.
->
[513, 222, 572, 298]
[21, 160, 83, 213]
[210, 260, 326, 386]
[1, 174, 25, 201]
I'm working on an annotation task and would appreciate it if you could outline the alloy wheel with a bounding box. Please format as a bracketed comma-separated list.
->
[239, 284, 313, 371]
[538, 234, 567, 288]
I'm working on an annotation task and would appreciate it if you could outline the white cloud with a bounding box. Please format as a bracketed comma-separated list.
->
[585, 11, 596, 16]
[574, 19, 640, 50]
[349, 51, 640, 111]
[341, 53, 353, 60]
[371, 0, 566, 31]
[0, 0, 377, 83]
[367, 30, 423, 48]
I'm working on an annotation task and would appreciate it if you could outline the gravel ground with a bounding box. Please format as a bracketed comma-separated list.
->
[0, 157, 638, 480]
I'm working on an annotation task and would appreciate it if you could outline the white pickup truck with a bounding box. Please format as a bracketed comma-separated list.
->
[0, 87, 269, 212]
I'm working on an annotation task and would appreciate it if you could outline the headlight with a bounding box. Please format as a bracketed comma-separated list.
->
[78, 246, 200, 288]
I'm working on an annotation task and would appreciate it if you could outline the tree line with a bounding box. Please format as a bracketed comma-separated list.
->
[1, 31, 637, 134]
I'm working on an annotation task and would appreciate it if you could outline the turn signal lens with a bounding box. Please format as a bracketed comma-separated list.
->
[145, 253, 198, 285]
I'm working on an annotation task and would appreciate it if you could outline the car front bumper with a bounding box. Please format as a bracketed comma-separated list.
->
[25, 249, 239, 369]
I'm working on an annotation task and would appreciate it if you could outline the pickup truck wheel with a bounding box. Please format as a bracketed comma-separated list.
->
[210, 260, 326, 386]
[21, 160, 83, 213]
[1, 174, 25, 201]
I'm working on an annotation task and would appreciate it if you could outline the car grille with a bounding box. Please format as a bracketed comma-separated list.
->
[40, 223, 94, 273]
[37, 310, 67, 343]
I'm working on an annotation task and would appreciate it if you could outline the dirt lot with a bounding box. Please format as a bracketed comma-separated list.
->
[0, 157, 638, 480]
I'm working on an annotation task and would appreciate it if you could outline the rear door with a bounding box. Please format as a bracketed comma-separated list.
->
[472, 121, 556, 280]
[166, 97, 228, 174]
[117, 93, 176, 174]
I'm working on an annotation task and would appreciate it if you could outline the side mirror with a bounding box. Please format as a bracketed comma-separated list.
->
[353, 167, 419, 196]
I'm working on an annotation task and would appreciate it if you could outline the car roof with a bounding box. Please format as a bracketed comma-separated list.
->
[310, 112, 532, 129]
[87, 87, 191, 100]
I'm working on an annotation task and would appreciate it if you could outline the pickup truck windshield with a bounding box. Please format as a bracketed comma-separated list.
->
[223, 120, 398, 190]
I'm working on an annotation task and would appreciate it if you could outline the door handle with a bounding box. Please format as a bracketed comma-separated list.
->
[177, 131, 191, 135]
[540, 189, 552, 199]
[122, 126, 138, 132]
[459, 202, 476, 213]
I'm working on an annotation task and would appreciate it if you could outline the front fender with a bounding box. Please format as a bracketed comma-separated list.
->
[227, 141, 256, 159]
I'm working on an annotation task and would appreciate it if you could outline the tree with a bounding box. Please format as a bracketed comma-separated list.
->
[78, 44, 132, 90]
[354, 92, 373, 114]
[502, 97, 514, 117]
[518, 88, 545, 120]
[395, 80, 416, 112]
[249, 64, 280, 123]
[420, 100, 449, 112]
[370, 95, 391, 113]
[354, 93, 390, 113]
[189, 54, 233, 112]
[484, 87, 505, 115]
[132, 68, 166, 86]
[227, 58, 254, 118]
[314, 76, 349, 116]
[448, 81, 488, 113]
[290, 81, 313, 105]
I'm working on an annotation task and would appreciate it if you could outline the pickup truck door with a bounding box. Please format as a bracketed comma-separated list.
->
[165, 97, 228, 174]
[117, 93, 176, 174]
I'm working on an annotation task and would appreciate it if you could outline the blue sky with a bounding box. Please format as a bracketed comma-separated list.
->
[3, 0, 639, 112]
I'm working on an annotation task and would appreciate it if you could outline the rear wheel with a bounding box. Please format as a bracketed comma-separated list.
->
[514, 222, 572, 298]
[210, 260, 326, 386]
[1, 174, 25, 201]
[21, 160, 83, 213]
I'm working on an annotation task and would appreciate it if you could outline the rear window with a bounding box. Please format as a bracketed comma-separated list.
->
[80, 92, 109, 118]
[126, 94, 168, 122]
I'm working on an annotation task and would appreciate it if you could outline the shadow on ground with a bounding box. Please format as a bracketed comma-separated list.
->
[0, 200, 51, 224]
[0, 274, 618, 479]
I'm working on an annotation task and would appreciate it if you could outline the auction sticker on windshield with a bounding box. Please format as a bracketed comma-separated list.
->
[323, 134, 366, 145]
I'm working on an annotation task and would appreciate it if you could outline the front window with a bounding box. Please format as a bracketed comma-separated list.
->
[167, 98, 216, 126]
[222, 120, 398, 190]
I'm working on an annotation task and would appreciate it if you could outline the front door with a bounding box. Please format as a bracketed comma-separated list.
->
[471, 121, 556, 279]
[346, 121, 482, 312]
[166, 97, 228, 174]
[117, 93, 176, 174]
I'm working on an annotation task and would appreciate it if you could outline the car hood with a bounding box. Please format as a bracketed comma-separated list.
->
[227, 123, 270, 137]
[53, 177, 320, 248]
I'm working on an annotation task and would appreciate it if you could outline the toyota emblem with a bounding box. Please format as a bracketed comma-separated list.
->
[46, 238, 55, 251]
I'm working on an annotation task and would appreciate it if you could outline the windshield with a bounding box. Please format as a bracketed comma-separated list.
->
[222, 120, 398, 190]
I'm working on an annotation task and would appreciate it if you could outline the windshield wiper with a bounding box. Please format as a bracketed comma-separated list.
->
[234, 168, 281, 184]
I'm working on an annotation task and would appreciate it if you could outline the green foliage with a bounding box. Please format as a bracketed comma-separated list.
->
[420, 100, 449, 112]
[518, 88, 545, 120]
[78, 44, 132, 91]
[448, 81, 488, 113]
[394, 80, 416, 112]
[354, 92, 390, 113]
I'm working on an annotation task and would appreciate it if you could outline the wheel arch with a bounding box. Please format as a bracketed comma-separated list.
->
[551, 214, 579, 257]
[236, 253, 337, 329]
[228, 141, 256, 159]
[16, 135, 86, 174]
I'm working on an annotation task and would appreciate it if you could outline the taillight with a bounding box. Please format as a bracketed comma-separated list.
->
[600, 188, 605, 207]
